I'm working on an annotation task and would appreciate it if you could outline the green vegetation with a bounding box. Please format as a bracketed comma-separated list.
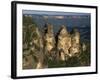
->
[79, 41, 91, 66]
[23, 15, 41, 69]
[23, 15, 38, 49]
[47, 41, 90, 68]
[23, 15, 36, 26]
[22, 15, 91, 69]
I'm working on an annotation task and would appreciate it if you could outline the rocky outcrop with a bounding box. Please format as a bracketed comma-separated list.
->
[57, 25, 71, 61]
[82, 42, 87, 52]
[29, 24, 43, 50]
[69, 28, 81, 57]
[44, 23, 55, 54]
[23, 16, 87, 68]
[23, 23, 46, 69]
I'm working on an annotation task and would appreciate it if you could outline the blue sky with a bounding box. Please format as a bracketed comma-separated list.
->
[23, 10, 90, 16]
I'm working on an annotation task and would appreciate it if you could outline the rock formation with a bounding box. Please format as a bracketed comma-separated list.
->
[23, 23, 46, 69]
[82, 42, 87, 52]
[57, 25, 71, 61]
[29, 24, 43, 50]
[69, 28, 81, 57]
[44, 23, 55, 55]
[23, 16, 88, 68]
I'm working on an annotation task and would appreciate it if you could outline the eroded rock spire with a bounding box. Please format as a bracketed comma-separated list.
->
[57, 25, 71, 61]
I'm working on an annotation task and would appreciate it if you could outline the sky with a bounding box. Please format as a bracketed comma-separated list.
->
[23, 10, 90, 27]
[23, 10, 90, 16]
[22, 10, 91, 40]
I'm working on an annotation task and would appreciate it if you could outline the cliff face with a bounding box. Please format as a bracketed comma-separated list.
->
[44, 23, 55, 54]
[23, 16, 47, 69]
[57, 25, 71, 61]
[69, 28, 81, 57]
[23, 16, 88, 69]
[56, 26, 82, 61]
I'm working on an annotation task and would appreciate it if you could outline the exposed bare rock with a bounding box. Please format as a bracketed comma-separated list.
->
[23, 50, 48, 69]
[44, 23, 55, 54]
[22, 16, 88, 68]
[35, 52, 48, 69]
[37, 50, 48, 68]
[82, 42, 87, 52]
[23, 53, 36, 69]
[29, 24, 48, 69]
[29, 24, 43, 49]
[69, 28, 81, 57]
[57, 25, 71, 61]
[23, 24, 47, 69]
